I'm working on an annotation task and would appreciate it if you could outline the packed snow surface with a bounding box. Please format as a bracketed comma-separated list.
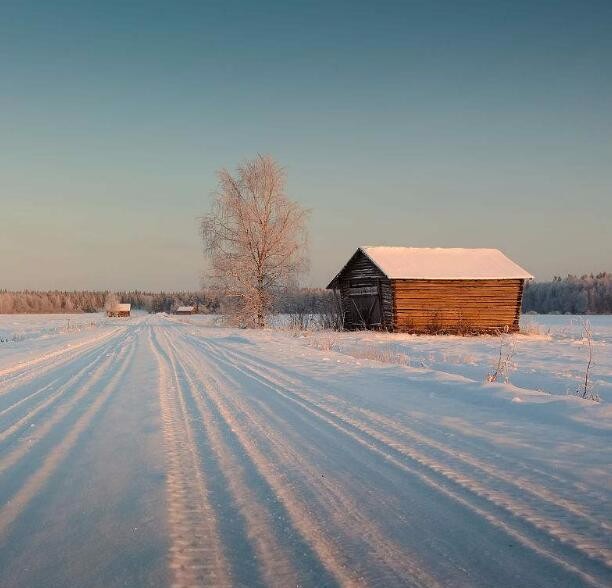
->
[0, 313, 610, 587]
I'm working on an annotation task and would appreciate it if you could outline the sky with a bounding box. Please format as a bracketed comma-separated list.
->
[1, 0, 611, 291]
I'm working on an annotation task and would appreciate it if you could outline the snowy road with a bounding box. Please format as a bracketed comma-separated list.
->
[0, 315, 610, 587]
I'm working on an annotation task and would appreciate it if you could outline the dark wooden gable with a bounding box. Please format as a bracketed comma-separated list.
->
[327, 249, 385, 286]
[328, 249, 393, 330]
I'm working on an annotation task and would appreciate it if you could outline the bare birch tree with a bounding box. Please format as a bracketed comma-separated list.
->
[201, 155, 309, 327]
[104, 292, 119, 312]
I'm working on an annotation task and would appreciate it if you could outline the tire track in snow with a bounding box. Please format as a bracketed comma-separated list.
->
[158, 329, 299, 587]
[358, 407, 612, 532]
[0, 333, 132, 445]
[0, 331, 135, 475]
[194, 334, 610, 587]
[0, 375, 63, 418]
[0, 332, 122, 415]
[402, 410, 609, 515]
[212, 341, 612, 541]
[0, 333, 136, 539]
[204, 334, 597, 507]
[172, 328, 441, 588]
[204, 338, 612, 559]
[0, 327, 123, 394]
[173, 344, 370, 587]
[148, 327, 230, 588]
[232, 340, 612, 506]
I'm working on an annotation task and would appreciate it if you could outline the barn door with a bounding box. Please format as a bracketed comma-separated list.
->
[349, 285, 382, 329]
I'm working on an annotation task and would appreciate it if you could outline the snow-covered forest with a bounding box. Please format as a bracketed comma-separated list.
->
[522, 273, 612, 314]
[0, 290, 221, 314]
[1, 274, 610, 315]
[0, 289, 332, 316]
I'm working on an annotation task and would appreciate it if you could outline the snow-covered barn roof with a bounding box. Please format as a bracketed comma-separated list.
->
[176, 306, 195, 312]
[111, 303, 131, 312]
[328, 247, 533, 287]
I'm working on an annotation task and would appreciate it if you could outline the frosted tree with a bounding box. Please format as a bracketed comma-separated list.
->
[104, 292, 119, 312]
[201, 155, 309, 327]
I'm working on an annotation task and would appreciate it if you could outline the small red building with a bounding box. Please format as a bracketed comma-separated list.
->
[107, 303, 131, 318]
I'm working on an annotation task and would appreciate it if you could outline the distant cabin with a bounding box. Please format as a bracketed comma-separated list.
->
[175, 306, 196, 315]
[107, 303, 131, 318]
[327, 247, 533, 334]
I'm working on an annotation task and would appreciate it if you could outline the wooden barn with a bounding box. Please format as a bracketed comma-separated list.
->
[107, 303, 131, 318]
[175, 306, 196, 315]
[327, 247, 533, 334]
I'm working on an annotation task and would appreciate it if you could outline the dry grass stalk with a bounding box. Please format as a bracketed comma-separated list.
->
[576, 319, 599, 402]
[486, 333, 516, 384]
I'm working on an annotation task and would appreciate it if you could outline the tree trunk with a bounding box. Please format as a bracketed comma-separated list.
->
[256, 277, 265, 328]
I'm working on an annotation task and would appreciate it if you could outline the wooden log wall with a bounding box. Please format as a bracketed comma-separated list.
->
[392, 279, 524, 333]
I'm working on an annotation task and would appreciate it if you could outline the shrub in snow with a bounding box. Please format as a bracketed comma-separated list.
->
[486, 334, 516, 384]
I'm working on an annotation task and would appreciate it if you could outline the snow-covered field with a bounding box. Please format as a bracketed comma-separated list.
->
[0, 313, 109, 343]
[0, 313, 610, 587]
[296, 315, 612, 403]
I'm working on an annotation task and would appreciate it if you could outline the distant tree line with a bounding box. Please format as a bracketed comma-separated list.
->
[522, 273, 612, 314]
[273, 288, 334, 314]
[3, 275, 609, 316]
[0, 290, 221, 314]
[0, 287, 338, 321]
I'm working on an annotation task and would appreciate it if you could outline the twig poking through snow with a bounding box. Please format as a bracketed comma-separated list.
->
[576, 319, 599, 402]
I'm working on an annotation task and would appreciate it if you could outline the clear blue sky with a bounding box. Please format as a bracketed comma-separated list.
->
[1, 1, 610, 290]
